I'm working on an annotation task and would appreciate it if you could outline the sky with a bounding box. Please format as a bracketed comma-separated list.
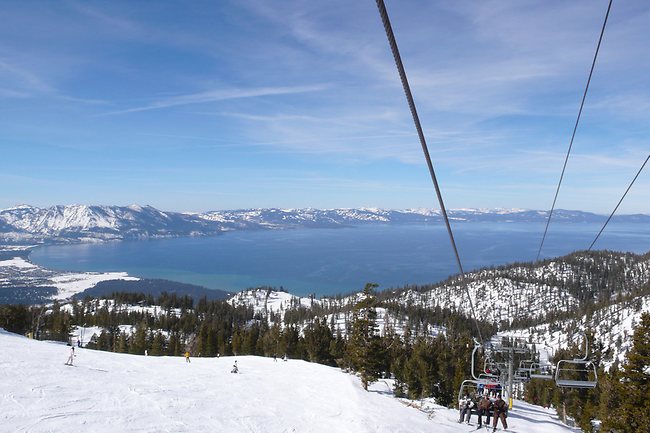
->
[0, 0, 648, 214]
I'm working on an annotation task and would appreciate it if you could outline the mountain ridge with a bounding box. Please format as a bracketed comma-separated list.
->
[2, 204, 648, 245]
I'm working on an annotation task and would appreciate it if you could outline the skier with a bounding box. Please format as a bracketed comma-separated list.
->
[492, 394, 508, 432]
[477, 394, 492, 428]
[185, 351, 191, 363]
[458, 392, 473, 424]
[273, 353, 277, 362]
[65, 346, 75, 366]
[231, 360, 238, 374]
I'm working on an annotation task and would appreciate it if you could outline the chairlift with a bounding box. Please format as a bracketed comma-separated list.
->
[461, 342, 506, 408]
[529, 363, 554, 380]
[524, 343, 555, 380]
[483, 358, 505, 378]
[515, 359, 535, 380]
[529, 362, 554, 380]
[513, 368, 530, 383]
[458, 379, 506, 403]
[478, 373, 500, 382]
[518, 359, 535, 372]
[458, 379, 482, 402]
[517, 359, 554, 381]
[555, 335, 598, 389]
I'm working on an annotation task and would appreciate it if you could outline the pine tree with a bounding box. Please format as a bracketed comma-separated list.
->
[304, 318, 334, 365]
[282, 326, 300, 358]
[130, 320, 148, 355]
[347, 283, 384, 390]
[329, 329, 346, 366]
[196, 323, 208, 356]
[96, 330, 111, 351]
[150, 331, 165, 355]
[602, 312, 650, 432]
[167, 331, 181, 356]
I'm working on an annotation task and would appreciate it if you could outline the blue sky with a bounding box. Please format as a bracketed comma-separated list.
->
[0, 0, 648, 213]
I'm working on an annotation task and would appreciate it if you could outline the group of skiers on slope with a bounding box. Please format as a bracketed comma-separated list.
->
[183, 351, 239, 373]
[459, 392, 508, 431]
[68, 346, 285, 371]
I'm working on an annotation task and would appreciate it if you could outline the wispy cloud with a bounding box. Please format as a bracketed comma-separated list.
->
[101, 84, 329, 115]
[0, 58, 54, 95]
[590, 93, 650, 118]
[70, 3, 213, 52]
[238, 0, 594, 123]
[0, 57, 106, 105]
[71, 4, 142, 37]
[2, 0, 648, 212]
[0, 88, 30, 98]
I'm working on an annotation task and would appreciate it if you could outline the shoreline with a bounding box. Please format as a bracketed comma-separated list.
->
[0, 253, 139, 304]
[6, 221, 650, 303]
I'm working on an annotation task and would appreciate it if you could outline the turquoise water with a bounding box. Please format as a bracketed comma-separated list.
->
[29, 223, 650, 296]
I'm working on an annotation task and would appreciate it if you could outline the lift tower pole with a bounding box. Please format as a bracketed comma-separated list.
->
[507, 348, 514, 409]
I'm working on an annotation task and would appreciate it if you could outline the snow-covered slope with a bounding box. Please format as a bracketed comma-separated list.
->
[395, 253, 650, 325]
[228, 288, 445, 338]
[0, 329, 579, 433]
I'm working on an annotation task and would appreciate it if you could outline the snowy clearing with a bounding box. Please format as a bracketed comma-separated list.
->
[0, 256, 138, 300]
[48, 271, 138, 300]
[0, 256, 38, 269]
[0, 329, 581, 433]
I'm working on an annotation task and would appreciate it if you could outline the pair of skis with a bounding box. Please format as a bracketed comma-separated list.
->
[468, 424, 513, 432]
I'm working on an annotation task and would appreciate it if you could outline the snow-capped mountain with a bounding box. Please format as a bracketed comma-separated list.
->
[2, 204, 648, 245]
[0, 204, 222, 243]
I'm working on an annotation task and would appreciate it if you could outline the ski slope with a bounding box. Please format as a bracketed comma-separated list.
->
[0, 329, 581, 433]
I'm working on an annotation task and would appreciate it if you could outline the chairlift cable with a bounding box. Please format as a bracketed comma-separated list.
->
[536, 0, 613, 261]
[375, 0, 482, 342]
[588, 154, 650, 251]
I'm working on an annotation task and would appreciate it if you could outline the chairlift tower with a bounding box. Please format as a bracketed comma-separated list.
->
[488, 337, 529, 406]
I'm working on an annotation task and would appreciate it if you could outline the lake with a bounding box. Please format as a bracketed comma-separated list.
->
[29, 222, 650, 296]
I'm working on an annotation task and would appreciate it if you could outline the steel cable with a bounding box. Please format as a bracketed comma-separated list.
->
[375, 0, 483, 342]
[537, 0, 613, 261]
[588, 154, 650, 251]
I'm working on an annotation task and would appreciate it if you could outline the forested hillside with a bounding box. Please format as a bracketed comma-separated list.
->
[2, 249, 650, 431]
[388, 250, 650, 328]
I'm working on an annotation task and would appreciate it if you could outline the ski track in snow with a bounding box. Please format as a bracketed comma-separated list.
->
[0, 329, 582, 433]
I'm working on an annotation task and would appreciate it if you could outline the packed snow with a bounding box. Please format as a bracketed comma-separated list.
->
[0, 329, 581, 433]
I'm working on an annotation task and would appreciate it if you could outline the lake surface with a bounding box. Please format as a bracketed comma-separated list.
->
[30, 223, 650, 296]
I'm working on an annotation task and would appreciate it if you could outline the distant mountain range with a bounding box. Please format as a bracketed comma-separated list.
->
[0, 204, 648, 245]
